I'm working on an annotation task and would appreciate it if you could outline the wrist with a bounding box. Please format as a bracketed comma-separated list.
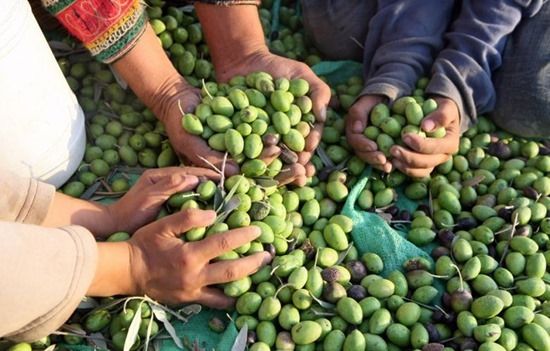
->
[148, 73, 193, 124]
[89, 242, 137, 296]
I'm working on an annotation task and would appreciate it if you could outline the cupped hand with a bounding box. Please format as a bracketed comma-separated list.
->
[128, 208, 271, 308]
[390, 97, 460, 177]
[217, 51, 331, 185]
[155, 76, 240, 175]
[345, 95, 392, 172]
[107, 167, 219, 234]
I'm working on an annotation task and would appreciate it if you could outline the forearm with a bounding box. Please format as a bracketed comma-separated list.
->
[195, 3, 268, 80]
[361, 0, 454, 101]
[42, 192, 116, 239]
[87, 242, 135, 297]
[111, 23, 187, 123]
[426, 0, 544, 131]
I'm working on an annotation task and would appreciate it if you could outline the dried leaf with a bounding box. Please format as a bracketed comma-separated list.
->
[336, 243, 354, 265]
[316, 147, 335, 168]
[123, 302, 142, 351]
[254, 177, 279, 188]
[377, 212, 393, 224]
[462, 175, 486, 188]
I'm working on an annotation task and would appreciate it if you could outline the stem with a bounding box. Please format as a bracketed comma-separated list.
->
[449, 263, 464, 292]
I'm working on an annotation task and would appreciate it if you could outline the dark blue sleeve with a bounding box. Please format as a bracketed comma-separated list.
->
[360, 0, 455, 102]
[425, 0, 546, 132]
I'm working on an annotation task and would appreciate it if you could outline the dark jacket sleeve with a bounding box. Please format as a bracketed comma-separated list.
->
[360, 0, 455, 102]
[425, 0, 546, 132]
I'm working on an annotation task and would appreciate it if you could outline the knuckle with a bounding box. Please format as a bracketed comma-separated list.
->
[218, 235, 231, 252]
[224, 267, 237, 281]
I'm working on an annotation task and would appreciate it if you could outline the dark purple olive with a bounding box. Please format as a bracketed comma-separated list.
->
[399, 210, 412, 221]
[442, 292, 452, 307]
[498, 207, 514, 222]
[386, 205, 400, 217]
[460, 338, 478, 351]
[432, 310, 455, 324]
[262, 133, 280, 146]
[438, 229, 456, 248]
[431, 246, 451, 260]
[321, 267, 340, 283]
[540, 146, 550, 155]
[487, 141, 511, 159]
[346, 260, 368, 283]
[263, 243, 276, 258]
[426, 324, 441, 342]
[347, 285, 367, 301]
[488, 245, 497, 258]
[455, 217, 478, 231]
[450, 290, 473, 312]
[523, 186, 539, 200]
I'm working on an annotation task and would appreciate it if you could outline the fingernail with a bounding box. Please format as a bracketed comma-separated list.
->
[319, 105, 327, 123]
[423, 120, 435, 132]
[403, 136, 412, 145]
[262, 252, 273, 264]
[353, 120, 363, 133]
[390, 148, 399, 157]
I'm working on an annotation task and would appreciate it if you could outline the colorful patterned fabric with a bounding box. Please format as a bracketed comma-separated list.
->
[42, 0, 147, 63]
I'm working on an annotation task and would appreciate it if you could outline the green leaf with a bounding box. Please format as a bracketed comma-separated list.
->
[151, 304, 184, 349]
[123, 302, 142, 351]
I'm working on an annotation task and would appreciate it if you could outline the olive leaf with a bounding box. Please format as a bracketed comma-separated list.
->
[309, 292, 336, 310]
[179, 304, 202, 316]
[336, 242, 354, 265]
[143, 315, 155, 351]
[151, 304, 184, 349]
[316, 147, 335, 168]
[462, 175, 486, 187]
[77, 297, 99, 310]
[230, 324, 248, 351]
[89, 333, 108, 350]
[123, 301, 142, 351]
[44, 345, 57, 351]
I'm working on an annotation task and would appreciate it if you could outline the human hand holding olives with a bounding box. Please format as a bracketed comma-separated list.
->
[89, 209, 272, 308]
[346, 94, 392, 172]
[390, 97, 460, 177]
[107, 167, 220, 235]
[195, 4, 331, 186]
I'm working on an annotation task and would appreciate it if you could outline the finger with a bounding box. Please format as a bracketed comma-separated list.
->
[194, 287, 234, 310]
[145, 166, 220, 184]
[347, 132, 378, 153]
[421, 98, 458, 132]
[355, 150, 392, 173]
[291, 175, 308, 187]
[403, 132, 459, 155]
[392, 159, 434, 178]
[259, 145, 281, 166]
[153, 208, 216, 238]
[304, 123, 323, 152]
[345, 95, 383, 134]
[172, 167, 221, 181]
[303, 72, 331, 123]
[276, 163, 306, 186]
[390, 145, 450, 170]
[305, 162, 316, 177]
[203, 252, 272, 285]
[192, 226, 262, 261]
[150, 175, 200, 201]
[297, 151, 312, 166]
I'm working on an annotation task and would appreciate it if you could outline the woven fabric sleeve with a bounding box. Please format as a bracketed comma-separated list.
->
[41, 0, 147, 63]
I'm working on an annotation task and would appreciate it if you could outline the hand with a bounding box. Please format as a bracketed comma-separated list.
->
[217, 51, 331, 186]
[107, 167, 219, 234]
[346, 95, 392, 172]
[128, 209, 271, 308]
[390, 97, 460, 177]
[153, 76, 240, 175]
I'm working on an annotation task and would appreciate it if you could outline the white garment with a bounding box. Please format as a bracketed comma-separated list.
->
[0, 0, 85, 188]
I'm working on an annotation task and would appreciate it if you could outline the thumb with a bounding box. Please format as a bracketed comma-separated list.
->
[421, 99, 457, 132]
[149, 174, 200, 202]
[309, 78, 331, 123]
